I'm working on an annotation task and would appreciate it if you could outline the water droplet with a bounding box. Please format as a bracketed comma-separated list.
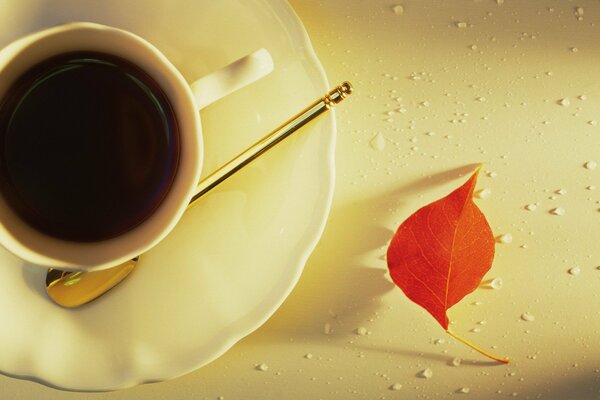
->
[459, 387, 471, 394]
[355, 326, 368, 336]
[370, 133, 386, 151]
[490, 277, 503, 289]
[256, 363, 269, 371]
[578, 94, 587, 100]
[558, 98, 571, 107]
[470, 327, 481, 333]
[305, 353, 314, 359]
[218, 396, 225, 400]
[584, 160, 597, 170]
[324, 322, 333, 334]
[588, 120, 597, 126]
[586, 185, 596, 191]
[452, 357, 462, 367]
[476, 96, 486, 102]
[475, 188, 492, 199]
[575, 7, 584, 16]
[390, 383, 403, 391]
[524, 203, 537, 211]
[434, 338, 446, 345]
[555, 188, 567, 195]
[455, 21, 467, 28]
[571, 47, 579, 53]
[550, 207, 565, 216]
[392, 4, 404, 15]
[521, 312, 535, 322]
[496, 233, 513, 244]
[568, 266, 581, 276]
[418, 368, 433, 378]
[478, 320, 487, 325]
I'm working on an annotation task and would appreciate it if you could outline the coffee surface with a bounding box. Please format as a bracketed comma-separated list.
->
[0, 52, 180, 242]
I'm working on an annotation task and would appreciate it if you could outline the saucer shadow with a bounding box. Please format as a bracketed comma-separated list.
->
[244, 164, 481, 365]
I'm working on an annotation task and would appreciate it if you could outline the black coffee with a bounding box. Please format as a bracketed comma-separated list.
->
[0, 52, 180, 242]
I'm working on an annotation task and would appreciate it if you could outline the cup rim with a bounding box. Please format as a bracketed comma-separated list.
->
[0, 22, 203, 271]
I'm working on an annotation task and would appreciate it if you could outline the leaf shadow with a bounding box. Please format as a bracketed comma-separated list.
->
[244, 163, 483, 366]
[351, 343, 504, 368]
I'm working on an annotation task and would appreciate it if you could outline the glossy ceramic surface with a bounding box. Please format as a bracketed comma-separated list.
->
[0, 0, 334, 390]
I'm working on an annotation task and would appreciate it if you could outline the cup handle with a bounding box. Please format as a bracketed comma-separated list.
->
[190, 48, 273, 110]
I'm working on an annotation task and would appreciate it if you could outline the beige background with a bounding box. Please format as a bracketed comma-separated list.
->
[2, 0, 600, 398]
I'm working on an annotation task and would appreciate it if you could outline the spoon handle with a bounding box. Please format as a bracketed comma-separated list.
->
[189, 81, 353, 206]
[46, 82, 353, 308]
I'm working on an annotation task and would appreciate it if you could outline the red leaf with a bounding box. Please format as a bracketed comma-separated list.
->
[386, 167, 494, 330]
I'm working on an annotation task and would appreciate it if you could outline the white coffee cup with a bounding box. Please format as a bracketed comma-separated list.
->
[0, 22, 273, 271]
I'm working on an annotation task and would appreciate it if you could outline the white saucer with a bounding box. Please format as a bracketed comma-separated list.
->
[0, 0, 335, 390]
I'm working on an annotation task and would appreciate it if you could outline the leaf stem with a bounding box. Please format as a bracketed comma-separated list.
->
[446, 329, 510, 364]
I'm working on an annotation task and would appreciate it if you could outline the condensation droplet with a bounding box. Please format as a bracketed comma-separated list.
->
[555, 188, 567, 195]
[455, 21, 467, 28]
[418, 368, 433, 378]
[490, 277, 503, 289]
[588, 120, 597, 126]
[524, 203, 537, 211]
[475, 188, 492, 199]
[452, 357, 462, 367]
[370, 133, 386, 151]
[256, 363, 269, 371]
[390, 383, 403, 391]
[558, 98, 571, 107]
[459, 387, 471, 394]
[521, 312, 535, 322]
[305, 353, 314, 359]
[496, 233, 513, 244]
[324, 322, 333, 334]
[568, 266, 581, 276]
[355, 326, 368, 336]
[392, 4, 404, 15]
[550, 207, 565, 216]
[584, 160, 597, 170]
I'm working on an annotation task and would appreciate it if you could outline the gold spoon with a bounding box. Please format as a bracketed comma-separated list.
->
[46, 81, 353, 308]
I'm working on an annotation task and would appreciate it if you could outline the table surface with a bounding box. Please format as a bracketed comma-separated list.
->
[2, 0, 600, 399]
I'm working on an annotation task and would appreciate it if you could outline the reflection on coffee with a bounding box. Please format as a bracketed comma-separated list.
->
[0, 52, 180, 242]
